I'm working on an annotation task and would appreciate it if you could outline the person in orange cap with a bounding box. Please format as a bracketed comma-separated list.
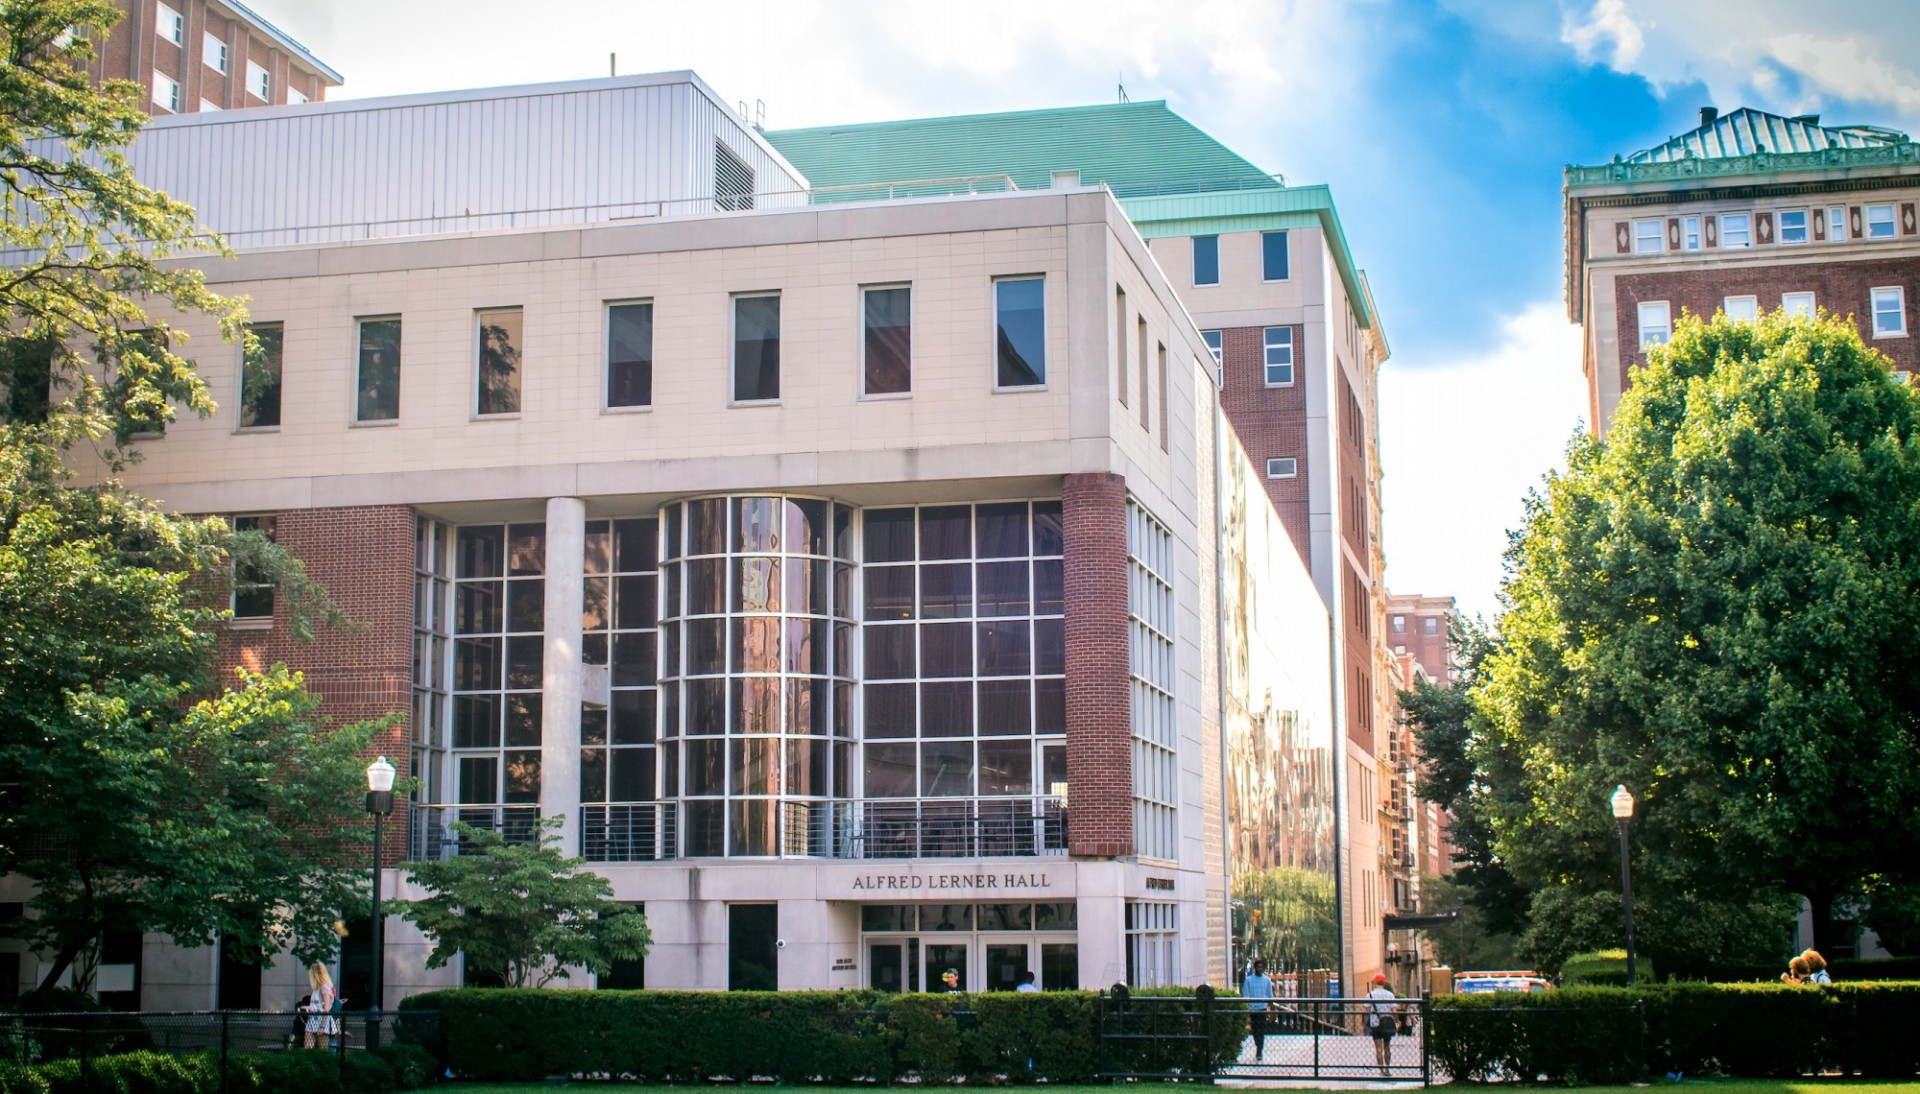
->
[1365, 973, 1398, 1076]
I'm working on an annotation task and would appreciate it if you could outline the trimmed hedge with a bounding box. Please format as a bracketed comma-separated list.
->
[1559, 949, 1655, 987]
[1430, 981, 1920, 1082]
[403, 988, 1133, 1083]
[0, 1046, 438, 1094]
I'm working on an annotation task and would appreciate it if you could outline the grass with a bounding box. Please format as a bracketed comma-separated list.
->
[433, 1084, 1920, 1093]
[439, 1074, 1920, 1082]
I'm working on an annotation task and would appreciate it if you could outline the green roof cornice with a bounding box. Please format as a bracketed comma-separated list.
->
[1566, 140, 1920, 189]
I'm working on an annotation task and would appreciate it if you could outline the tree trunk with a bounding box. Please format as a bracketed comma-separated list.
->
[1806, 886, 1840, 957]
[35, 935, 88, 994]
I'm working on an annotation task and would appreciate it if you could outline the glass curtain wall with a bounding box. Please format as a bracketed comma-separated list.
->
[659, 496, 856, 857]
[449, 522, 547, 841]
[580, 518, 667, 860]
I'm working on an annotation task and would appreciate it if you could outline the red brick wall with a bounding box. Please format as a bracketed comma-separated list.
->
[1342, 558, 1373, 749]
[219, 505, 415, 865]
[1216, 324, 1312, 568]
[1614, 257, 1920, 395]
[1062, 473, 1131, 858]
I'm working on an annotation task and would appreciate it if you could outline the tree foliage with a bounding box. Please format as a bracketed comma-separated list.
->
[1476, 310, 1920, 961]
[397, 819, 652, 988]
[0, 0, 376, 990]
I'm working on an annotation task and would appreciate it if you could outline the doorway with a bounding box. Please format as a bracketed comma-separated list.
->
[729, 903, 778, 991]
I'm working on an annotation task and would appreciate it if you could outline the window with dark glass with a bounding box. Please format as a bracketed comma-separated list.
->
[239, 322, 282, 429]
[732, 295, 780, 403]
[475, 307, 523, 416]
[994, 278, 1045, 388]
[1263, 231, 1290, 281]
[607, 302, 653, 408]
[452, 522, 546, 809]
[580, 518, 664, 862]
[1, 335, 56, 425]
[863, 286, 911, 395]
[1192, 235, 1219, 286]
[231, 514, 275, 619]
[355, 317, 401, 422]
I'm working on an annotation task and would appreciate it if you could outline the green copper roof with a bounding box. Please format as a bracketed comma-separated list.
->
[766, 102, 1379, 335]
[766, 101, 1280, 199]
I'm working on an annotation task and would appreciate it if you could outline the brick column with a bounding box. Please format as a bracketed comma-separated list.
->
[1062, 472, 1132, 858]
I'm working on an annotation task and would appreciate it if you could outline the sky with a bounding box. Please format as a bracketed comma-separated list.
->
[245, 0, 1920, 622]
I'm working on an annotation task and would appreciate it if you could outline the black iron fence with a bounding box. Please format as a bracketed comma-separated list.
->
[0, 1009, 440, 1093]
[1096, 990, 1429, 1083]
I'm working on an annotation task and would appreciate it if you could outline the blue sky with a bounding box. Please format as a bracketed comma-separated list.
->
[252, 0, 1920, 620]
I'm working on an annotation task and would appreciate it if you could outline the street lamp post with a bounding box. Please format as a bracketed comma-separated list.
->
[1610, 784, 1636, 987]
[365, 756, 396, 1052]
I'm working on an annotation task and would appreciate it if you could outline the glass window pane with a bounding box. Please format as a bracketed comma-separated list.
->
[785, 557, 827, 614]
[736, 556, 781, 612]
[686, 618, 726, 674]
[684, 739, 725, 795]
[923, 904, 973, 931]
[507, 579, 544, 632]
[733, 295, 781, 402]
[457, 582, 501, 633]
[979, 679, 1031, 735]
[920, 506, 971, 560]
[1037, 903, 1078, 930]
[1033, 561, 1064, 615]
[1034, 618, 1065, 675]
[582, 576, 610, 630]
[734, 497, 780, 553]
[864, 508, 916, 562]
[920, 563, 970, 619]
[583, 520, 611, 574]
[688, 559, 727, 615]
[614, 575, 657, 630]
[786, 678, 828, 735]
[864, 624, 915, 679]
[786, 499, 828, 557]
[977, 561, 1029, 617]
[687, 678, 726, 734]
[979, 740, 1033, 794]
[732, 736, 778, 795]
[683, 800, 723, 856]
[456, 527, 504, 579]
[864, 286, 912, 395]
[454, 637, 500, 690]
[921, 681, 973, 737]
[508, 524, 545, 575]
[977, 621, 1031, 676]
[732, 676, 781, 736]
[786, 737, 828, 796]
[1032, 502, 1063, 555]
[921, 741, 973, 797]
[356, 317, 401, 422]
[687, 499, 727, 556]
[611, 632, 657, 687]
[995, 278, 1046, 388]
[1192, 235, 1219, 286]
[732, 617, 782, 675]
[864, 683, 916, 738]
[611, 689, 656, 744]
[452, 695, 499, 748]
[864, 743, 917, 797]
[920, 622, 972, 678]
[504, 694, 541, 746]
[1042, 943, 1080, 988]
[476, 308, 522, 415]
[1263, 230, 1290, 280]
[786, 618, 828, 675]
[975, 502, 1028, 557]
[862, 905, 913, 931]
[866, 565, 915, 620]
[579, 748, 607, 804]
[240, 322, 282, 429]
[1035, 679, 1065, 734]
[505, 635, 543, 688]
[978, 904, 1032, 930]
[607, 302, 653, 408]
[503, 751, 540, 802]
[457, 756, 497, 803]
[614, 518, 658, 572]
[610, 748, 656, 802]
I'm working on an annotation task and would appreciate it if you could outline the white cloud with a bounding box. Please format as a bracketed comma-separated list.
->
[1378, 302, 1588, 623]
[1561, 0, 1646, 70]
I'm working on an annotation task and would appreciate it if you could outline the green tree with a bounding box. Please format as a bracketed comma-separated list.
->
[1477, 309, 1920, 961]
[397, 819, 652, 988]
[0, 0, 375, 990]
[1416, 872, 1520, 973]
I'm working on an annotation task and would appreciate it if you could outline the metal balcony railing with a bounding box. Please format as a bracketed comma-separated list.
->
[409, 803, 541, 860]
[580, 803, 677, 863]
[844, 796, 1067, 860]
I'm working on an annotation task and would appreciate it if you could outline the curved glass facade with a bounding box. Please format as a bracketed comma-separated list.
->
[659, 496, 857, 856]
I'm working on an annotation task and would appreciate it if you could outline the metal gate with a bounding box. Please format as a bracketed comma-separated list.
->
[1097, 989, 1428, 1083]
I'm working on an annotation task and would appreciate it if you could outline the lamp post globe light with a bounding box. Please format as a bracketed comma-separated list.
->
[1610, 784, 1636, 987]
[365, 756, 396, 1051]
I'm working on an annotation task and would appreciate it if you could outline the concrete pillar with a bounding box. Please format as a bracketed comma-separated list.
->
[542, 497, 586, 853]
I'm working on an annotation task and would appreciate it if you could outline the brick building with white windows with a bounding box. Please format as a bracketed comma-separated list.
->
[1565, 106, 1920, 433]
[1, 72, 1398, 1011]
[86, 0, 340, 117]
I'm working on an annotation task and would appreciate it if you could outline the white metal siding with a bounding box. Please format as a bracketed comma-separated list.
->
[116, 76, 808, 248]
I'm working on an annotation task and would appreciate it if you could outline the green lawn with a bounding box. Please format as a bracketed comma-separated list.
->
[435, 1084, 1920, 1093]
[439, 1074, 1920, 1082]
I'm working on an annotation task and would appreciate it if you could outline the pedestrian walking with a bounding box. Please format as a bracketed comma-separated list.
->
[1243, 959, 1275, 1062]
[303, 963, 339, 1050]
[1366, 973, 1398, 1077]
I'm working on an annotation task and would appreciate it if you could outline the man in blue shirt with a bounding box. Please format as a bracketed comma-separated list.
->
[1243, 959, 1275, 1061]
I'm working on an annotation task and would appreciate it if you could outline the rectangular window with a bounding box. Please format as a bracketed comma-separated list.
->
[1423, 616, 1439, 635]
[1157, 343, 1168, 452]
[1781, 292, 1815, 318]
[1829, 207, 1848, 239]
[1192, 235, 1219, 286]
[151, 71, 179, 113]
[1721, 213, 1751, 248]
[994, 277, 1046, 388]
[1262, 230, 1290, 280]
[1266, 457, 1297, 478]
[231, 515, 275, 620]
[1202, 330, 1222, 373]
[239, 322, 282, 429]
[1124, 901, 1179, 987]
[1723, 295, 1758, 323]
[1262, 326, 1294, 385]
[203, 34, 227, 73]
[1129, 503, 1177, 862]
[355, 316, 402, 422]
[1137, 317, 1148, 427]
[247, 61, 269, 101]
[1115, 288, 1128, 408]
[606, 302, 653, 408]
[1779, 209, 1809, 244]
[1633, 219, 1663, 254]
[1872, 286, 1906, 337]
[732, 293, 780, 403]
[157, 2, 183, 44]
[1867, 204, 1897, 239]
[1682, 215, 1702, 250]
[199, 99, 221, 112]
[475, 307, 523, 416]
[863, 285, 911, 396]
[1638, 300, 1671, 348]
[288, 87, 308, 106]
[1392, 615, 1405, 633]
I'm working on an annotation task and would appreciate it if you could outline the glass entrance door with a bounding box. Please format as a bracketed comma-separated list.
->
[869, 941, 908, 993]
[983, 941, 1031, 992]
[923, 941, 968, 993]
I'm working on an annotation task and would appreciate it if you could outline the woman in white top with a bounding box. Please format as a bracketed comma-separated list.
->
[1365, 973, 1398, 1076]
[303, 963, 339, 1051]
